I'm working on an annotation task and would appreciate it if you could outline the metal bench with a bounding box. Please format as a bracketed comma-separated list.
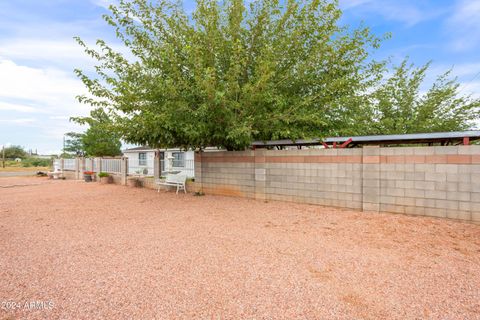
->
[155, 173, 187, 194]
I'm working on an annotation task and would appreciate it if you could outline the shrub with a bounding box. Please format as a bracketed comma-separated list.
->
[98, 172, 110, 178]
[21, 158, 51, 167]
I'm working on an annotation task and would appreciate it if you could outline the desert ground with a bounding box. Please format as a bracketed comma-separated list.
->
[1, 177, 479, 319]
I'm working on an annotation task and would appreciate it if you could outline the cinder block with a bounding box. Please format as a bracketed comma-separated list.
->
[435, 199, 458, 210]
[446, 191, 470, 201]
[395, 180, 414, 189]
[414, 147, 435, 155]
[434, 146, 458, 155]
[447, 210, 471, 221]
[471, 192, 480, 202]
[447, 173, 470, 183]
[414, 181, 435, 190]
[435, 164, 458, 174]
[416, 198, 435, 208]
[425, 190, 447, 199]
[405, 172, 424, 181]
[424, 207, 447, 218]
[425, 172, 447, 182]
[459, 201, 471, 211]
[380, 195, 396, 204]
[434, 181, 458, 192]
[385, 188, 404, 197]
[395, 197, 416, 206]
[405, 188, 425, 198]
[363, 202, 380, 212]
[405, 206, 425, 216]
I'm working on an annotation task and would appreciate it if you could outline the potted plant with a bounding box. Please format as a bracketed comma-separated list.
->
[98, 172, 113, 184]
[83, 171, 94, 182]
[127, 177, 143, 188]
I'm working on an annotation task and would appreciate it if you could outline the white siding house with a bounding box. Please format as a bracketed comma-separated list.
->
[123, 147, 195, 178]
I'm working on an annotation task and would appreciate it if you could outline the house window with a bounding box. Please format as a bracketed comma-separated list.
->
[172, 152, 185, 167]
[138, 152, 147, 166]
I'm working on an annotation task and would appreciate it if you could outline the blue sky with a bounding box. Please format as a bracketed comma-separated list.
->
[0, 0, 479, 154]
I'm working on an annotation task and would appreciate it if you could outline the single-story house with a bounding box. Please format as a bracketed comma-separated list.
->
[123, 147, 195, 178]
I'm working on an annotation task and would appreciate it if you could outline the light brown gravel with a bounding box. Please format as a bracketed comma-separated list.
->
[0, 177, 479, 319]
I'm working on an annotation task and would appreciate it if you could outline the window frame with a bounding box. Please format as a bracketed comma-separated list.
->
[172, 152, 185, 168]
[138, 152, 147, 166]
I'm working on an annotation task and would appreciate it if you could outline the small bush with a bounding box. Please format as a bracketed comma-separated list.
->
[21, 158, 51, 167]
[98, 172, 110, 178]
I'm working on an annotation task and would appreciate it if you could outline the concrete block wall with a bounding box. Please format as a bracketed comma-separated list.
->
[194, 151, 255, 198]
[196, 146, 480, 223]
[372, 145, 480, 222]
[262, 149, 363, 209]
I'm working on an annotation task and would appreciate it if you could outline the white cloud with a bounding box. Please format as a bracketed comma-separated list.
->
[90, 0, 117, 10]
[341, 0, 445, 26]
[0, 58, 91, 153]
[0, 118, 36, 124]
[446, 0, 480, 51]
[0, 101, 41, 113]
[0, 39, 92, 69]
[0, 58, 88, 114]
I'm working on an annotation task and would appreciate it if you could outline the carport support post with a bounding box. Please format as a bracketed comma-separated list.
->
[121, 157, 128, 185]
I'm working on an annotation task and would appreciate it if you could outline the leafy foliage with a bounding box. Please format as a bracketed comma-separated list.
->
[64, 132, 85, 156]
[69, 109, 123, 157]
[75, 0, 385, 150]
[75, 0, 479, 149]
[2, 145, 27, 159]
[349, 60, 480, 135]
[21, 158, 52, 167]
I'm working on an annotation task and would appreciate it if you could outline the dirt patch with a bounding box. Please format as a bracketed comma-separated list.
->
[1, 177, 479, 319]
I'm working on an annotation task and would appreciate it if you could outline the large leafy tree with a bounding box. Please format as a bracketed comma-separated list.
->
[69, 109, 122, 157]
[344, 60, 480, 136]
[75, 0, 384, 150]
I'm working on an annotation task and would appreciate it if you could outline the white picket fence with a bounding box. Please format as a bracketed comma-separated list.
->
[63, 159, 76, 171]
[101, 158, 122, 174]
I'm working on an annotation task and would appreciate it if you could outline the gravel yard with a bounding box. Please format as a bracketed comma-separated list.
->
[1, 177, 479, 319]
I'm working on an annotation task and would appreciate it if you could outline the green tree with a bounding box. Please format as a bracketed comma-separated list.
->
[351, 60, 480, 135]
[71, 109, 122, 157]
[2, 145, 27, 159]
[63, 132, 85, 157]
[75, 0, 385, 150]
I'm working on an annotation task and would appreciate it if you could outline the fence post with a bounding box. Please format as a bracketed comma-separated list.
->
[60, 158, 64, 172]
[121, 157, 128, 185]
[154, 151, 160, 179]
[74, 157, 79, 179]
[96, 158, 102, 181]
